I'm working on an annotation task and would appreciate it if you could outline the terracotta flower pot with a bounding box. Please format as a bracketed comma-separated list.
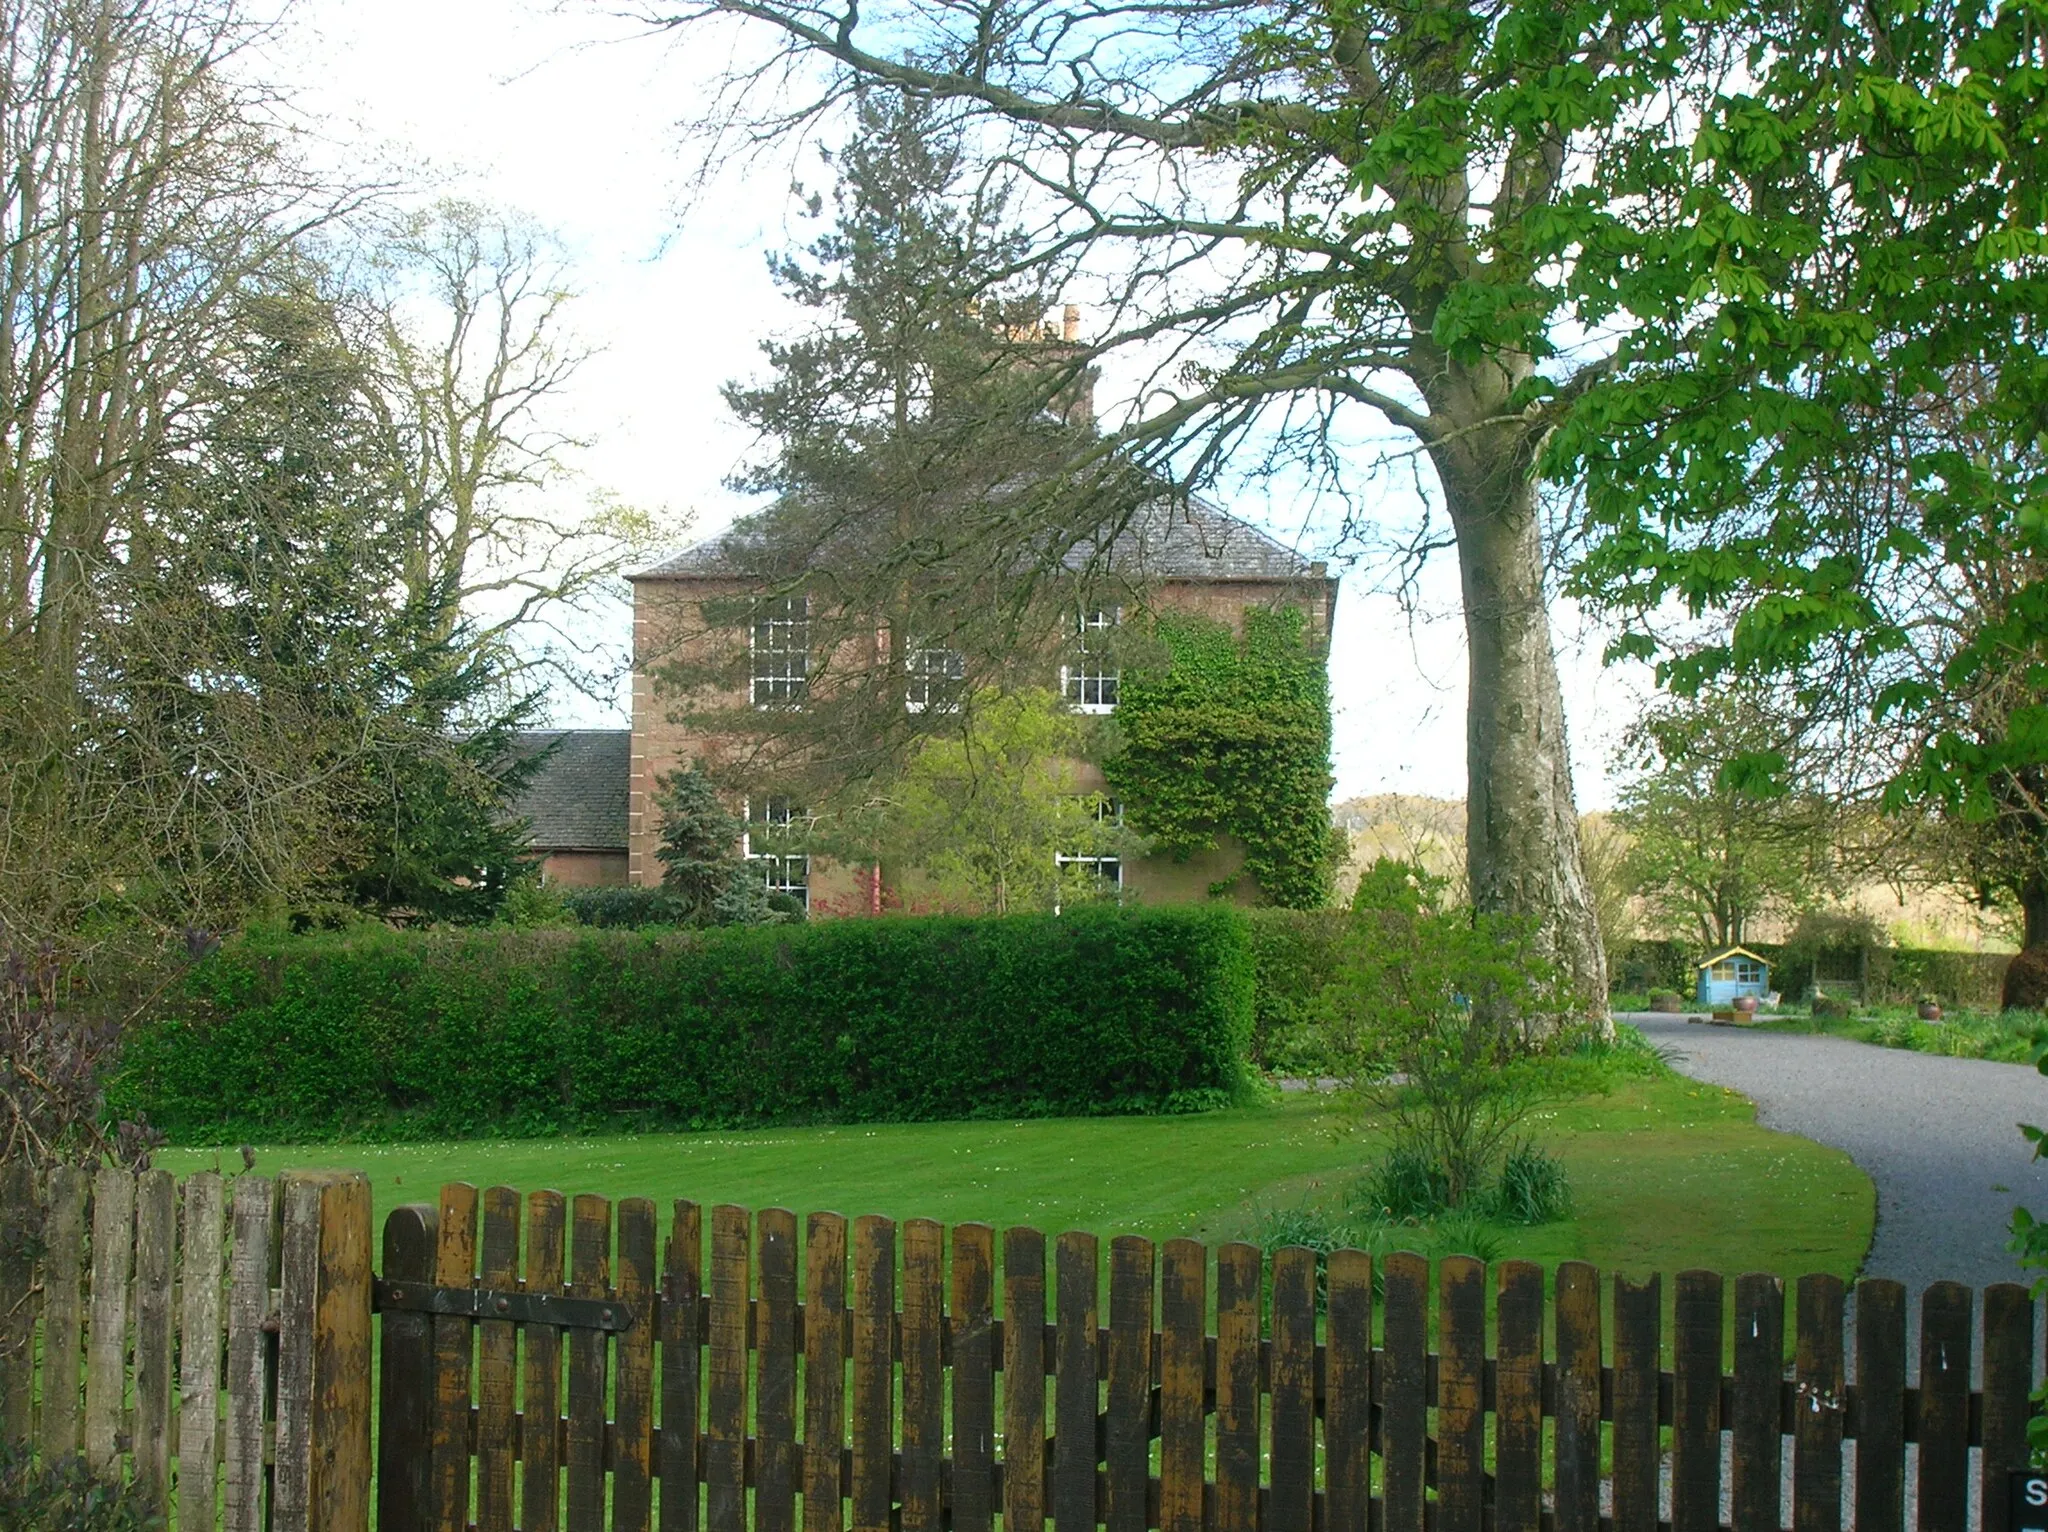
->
[1732, 994, 1759, 1015]
[1918, 1001, 1943, 1022]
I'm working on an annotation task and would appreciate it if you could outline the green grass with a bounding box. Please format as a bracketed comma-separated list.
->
[157, 1072, 1873, 1282]
[1759, 1005, 2046, 1062]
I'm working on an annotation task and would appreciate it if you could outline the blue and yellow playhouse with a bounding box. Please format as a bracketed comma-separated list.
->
[1695, 946, 1771, 1006]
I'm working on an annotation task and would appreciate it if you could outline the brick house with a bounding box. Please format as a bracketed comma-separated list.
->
[610, 496, 1337, 911]
[504, 729, 631, 886]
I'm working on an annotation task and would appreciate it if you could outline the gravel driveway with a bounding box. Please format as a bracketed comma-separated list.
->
[1627, 1012, 2048, 1294]
[1624, 1014, 2048, 1526]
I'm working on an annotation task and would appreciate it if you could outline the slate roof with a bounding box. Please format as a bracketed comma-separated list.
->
[631, 495, 1321, 583]
[506, 730, 630, 851]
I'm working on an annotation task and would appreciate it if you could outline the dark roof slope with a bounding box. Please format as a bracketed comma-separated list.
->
[1071, 495, 1319, 580]
[506, 730, 630, 851]
[631, 496, 1321, 583]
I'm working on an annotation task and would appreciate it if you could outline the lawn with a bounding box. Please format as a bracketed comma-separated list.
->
[156, 1072, 1873, 1282]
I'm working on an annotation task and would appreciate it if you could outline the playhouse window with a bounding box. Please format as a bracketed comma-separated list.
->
[1710, 958, 1765, 984]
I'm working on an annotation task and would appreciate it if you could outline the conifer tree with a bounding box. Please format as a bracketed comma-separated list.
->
[654, 90, 1132, 815]
[653, 763, 752, 921]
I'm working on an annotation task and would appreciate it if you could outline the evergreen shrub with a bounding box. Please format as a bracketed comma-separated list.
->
[111, 906, 1257, 1141]
[557, 886, 689, 928]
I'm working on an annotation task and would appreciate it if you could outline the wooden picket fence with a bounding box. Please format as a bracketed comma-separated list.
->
[376, 1183, 2040, 1532]
[0, 1161, 370, 1530]
[3, 1167, 2044, 1531]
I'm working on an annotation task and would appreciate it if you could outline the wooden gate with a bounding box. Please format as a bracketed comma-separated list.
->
[377, 1181, 2042, 1532]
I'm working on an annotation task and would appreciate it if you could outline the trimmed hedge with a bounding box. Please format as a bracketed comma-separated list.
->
[111, 906, 1257, 1142]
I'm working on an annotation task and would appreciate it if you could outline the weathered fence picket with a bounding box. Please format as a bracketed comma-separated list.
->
[2, 1168, 2043, 1531]
[0, 1164, 369, 1532]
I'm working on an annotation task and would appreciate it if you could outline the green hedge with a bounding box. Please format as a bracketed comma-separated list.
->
[1242, 908, 1346, 1070]
[1608, 935, 2013, 1006]
[111, 906, 1257, 1142]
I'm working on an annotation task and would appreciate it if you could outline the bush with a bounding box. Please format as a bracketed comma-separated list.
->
[1542, 1022, 1676, 1093]
[1609, 939, 1691, 996]
[1242, 908, 1346, 1072]
[111, 906, 1258, 1141]
[1486, 1142, 1572, 1224]
[1350, 1209, 1507, 1265]
[557, 886, 690, 928]
[0, 1446, 162, 1532]
[1252, 1200, 1349, 1255]
[1870, 1016, 1914, 1048]
[1355, 1144, 1452, 1220]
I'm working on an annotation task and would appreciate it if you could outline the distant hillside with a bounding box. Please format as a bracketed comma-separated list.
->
[1329, 793, 2014, 952]
[1331, 794, 1467, 902]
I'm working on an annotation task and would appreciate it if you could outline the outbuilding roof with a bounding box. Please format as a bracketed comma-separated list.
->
[631, 495, 1323, 584]
[505, 730, 630, 852]
[1695, 946, 1770, 970]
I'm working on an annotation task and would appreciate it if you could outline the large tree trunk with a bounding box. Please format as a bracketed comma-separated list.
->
[2001, 874, 2048, 1010]
[1423, 362, 1609, 1023]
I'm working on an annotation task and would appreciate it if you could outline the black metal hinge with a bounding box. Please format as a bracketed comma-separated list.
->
[372, 1279, 635, 1332]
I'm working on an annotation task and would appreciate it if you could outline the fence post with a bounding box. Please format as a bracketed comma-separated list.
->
[0, 1159, 35, 1448]
[274, 1170, 373, 1532]
[378, 1202, 439, 1532]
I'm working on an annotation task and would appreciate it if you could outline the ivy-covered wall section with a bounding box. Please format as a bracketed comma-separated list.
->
[1105, 607, 1339, 909]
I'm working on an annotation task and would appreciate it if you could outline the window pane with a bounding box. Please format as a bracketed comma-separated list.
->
[906, 646, 966, 712]
[751, 595, 810, 707]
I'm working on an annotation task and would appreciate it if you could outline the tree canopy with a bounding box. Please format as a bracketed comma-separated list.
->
[654, 91, 1137, 814]
[1611, 692, 1850, 949]
[1554, 3, 2048, 975]
[635, 0, 1924, 1005]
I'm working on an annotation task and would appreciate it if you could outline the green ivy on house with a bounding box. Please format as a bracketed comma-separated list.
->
[1104, 607, 1339, 909]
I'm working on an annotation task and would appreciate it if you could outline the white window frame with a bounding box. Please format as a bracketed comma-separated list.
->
[744, 796, 810, 909]
[905, 645, 966, 713]
[1055, 854, 1123, 887]
[1054, 795, 1125, 912]
[751, 595, 809, 709]
[1060, 606, 1120, 713]
[1053, 853, 1124, 915]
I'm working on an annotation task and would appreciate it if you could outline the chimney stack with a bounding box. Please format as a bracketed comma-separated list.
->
[1063, 304, 1080, 342]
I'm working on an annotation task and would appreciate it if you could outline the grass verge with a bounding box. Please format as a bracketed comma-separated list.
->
[1757, 1005, 2044, 1063]
[157, 1073, 1872, 1282]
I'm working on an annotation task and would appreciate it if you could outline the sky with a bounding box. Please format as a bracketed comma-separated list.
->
[270, 0, 1655, 809]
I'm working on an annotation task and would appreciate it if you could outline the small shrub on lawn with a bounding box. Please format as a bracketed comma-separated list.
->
[1317, 858, 1584, 1208]
[1545, 1023, 1675, 1092]
[1252, 1200, 1354, 1261]
[1352, 1210, 1507, 1266]
[1486, 1141, 1572, 1224]
[113, 905, 1257, 1141]
[1423, 1210, 1508, 1263]
[1355, 1144, 1451, 1221]
[1251, 1198, 1354, 1307]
